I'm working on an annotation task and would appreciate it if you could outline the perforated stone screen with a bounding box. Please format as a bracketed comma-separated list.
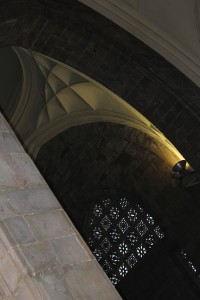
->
[83, 196, 164, 285]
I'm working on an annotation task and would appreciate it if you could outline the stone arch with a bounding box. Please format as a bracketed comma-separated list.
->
[1, 46, 183, 167]
[0, 0, 200, 167]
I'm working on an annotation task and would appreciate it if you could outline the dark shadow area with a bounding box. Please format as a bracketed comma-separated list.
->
[35, 122, 200, 300]
[0, 47, 22, 119]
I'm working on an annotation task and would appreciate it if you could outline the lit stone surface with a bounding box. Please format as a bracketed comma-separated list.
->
[0, 132, 23, 153]
[3, 216, 36, 245]
[24, 210, 72, 240]
[51, 236, 91, 265]
[0, 153, 17, 188]
[14, 280, 36, 300]
[19, 241, 57, 272]
[38, 267, 74, 300]
[0, 191, 16, 220]
[0, 273, 12, 298]
[3, 153, 46, 187]
[0, 112, 121, 299]
[6, 187, 61, 214]
[0, 253, 21, 294]
[63, 261, 121, 300]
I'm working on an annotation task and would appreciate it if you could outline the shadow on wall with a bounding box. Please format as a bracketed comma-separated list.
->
[0, 47, 22, 119]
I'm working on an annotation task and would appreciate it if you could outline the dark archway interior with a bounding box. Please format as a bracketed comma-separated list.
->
[36, 123, 171, 227]
[36, 122, 200, 300]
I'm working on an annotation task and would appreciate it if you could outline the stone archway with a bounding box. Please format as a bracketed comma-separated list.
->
[0, 0, 200, 167]
[0, 46, 183, 166]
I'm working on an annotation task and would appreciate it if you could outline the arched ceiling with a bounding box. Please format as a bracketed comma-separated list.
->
[79, 0, 200, 87]
[6, 46, 183, 165]
[0, 0, 200, 167]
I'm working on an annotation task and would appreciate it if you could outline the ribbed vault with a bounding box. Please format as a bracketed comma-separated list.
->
[2, 46, 183, 167]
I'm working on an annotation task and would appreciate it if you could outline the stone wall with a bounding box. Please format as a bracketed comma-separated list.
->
[0, 113, 121, 299]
